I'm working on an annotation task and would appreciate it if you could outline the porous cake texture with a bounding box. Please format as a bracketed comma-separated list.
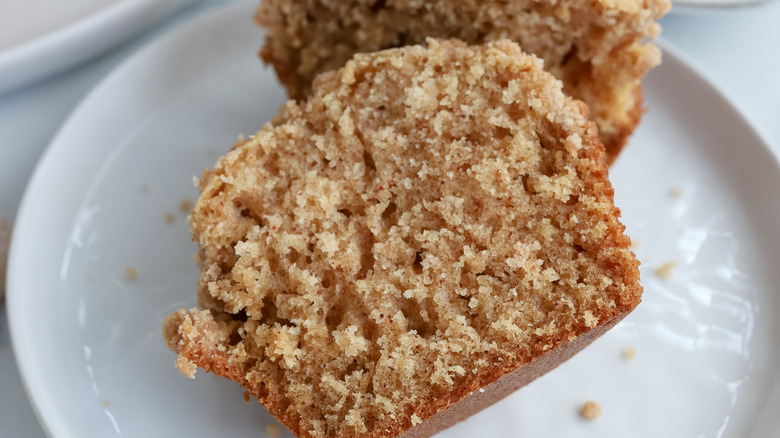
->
[164, 39, 641, 438]
[256, 0, 669, 164]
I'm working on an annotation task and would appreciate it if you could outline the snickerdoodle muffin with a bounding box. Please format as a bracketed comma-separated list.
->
[256, 0, 669, 163]
[164, 39, 641, 438]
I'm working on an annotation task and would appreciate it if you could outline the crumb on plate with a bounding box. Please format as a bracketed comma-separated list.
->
[180, 198, 193, 213]
[669, 187, 683, 198]
[165, 213, 175, 224]
[266, 423, 282, 437]
[624, 346, 636, 359]
[125, 267, 138, 281]
[654, 261, 677, 280]
[581, 401, 602, 420]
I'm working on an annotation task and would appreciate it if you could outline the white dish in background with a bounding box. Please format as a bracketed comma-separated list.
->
[673, 0, 776, 5]
[671, 0, 780, 13]
[7, 1, 780, 437]
[0, 0, 193, 95]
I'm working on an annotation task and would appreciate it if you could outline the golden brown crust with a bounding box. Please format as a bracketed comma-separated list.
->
[164, 39, 641, 438]
[400, 312, 627, 438]
[255, 0, 669, 162]
[164, 309, 308, 435]
[165, 308, 631, 438]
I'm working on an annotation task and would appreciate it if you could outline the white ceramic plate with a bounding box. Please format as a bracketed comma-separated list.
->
[0, 0, 193, 95]
[8, 2, 780, 437]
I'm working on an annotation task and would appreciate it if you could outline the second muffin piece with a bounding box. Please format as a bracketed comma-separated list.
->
[165, 39, 641, 438]
[257, 0, 670, 163]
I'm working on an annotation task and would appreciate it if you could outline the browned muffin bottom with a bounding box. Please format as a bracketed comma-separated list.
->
[164, 39, 641, 438]
[256, 0, 669, 164]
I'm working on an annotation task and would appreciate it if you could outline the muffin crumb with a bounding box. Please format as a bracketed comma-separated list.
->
[654, 261, 677, 280]
[266, 423, 282, 437]
[624, 346, 636, 359]
[180, 198, 193, 213]
[669, 187, 683, 198]
[581, 401, 602, 419]
[165, 213, 175, 224]
[125, 267, 138, 281]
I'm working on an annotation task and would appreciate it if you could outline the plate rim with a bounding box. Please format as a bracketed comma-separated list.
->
[7, 2, 780, 435]
[0, 0, 193, 96]
[655, 38, 778, 153]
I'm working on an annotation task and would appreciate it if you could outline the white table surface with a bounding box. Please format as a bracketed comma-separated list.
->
[1, 1, 779, 436]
